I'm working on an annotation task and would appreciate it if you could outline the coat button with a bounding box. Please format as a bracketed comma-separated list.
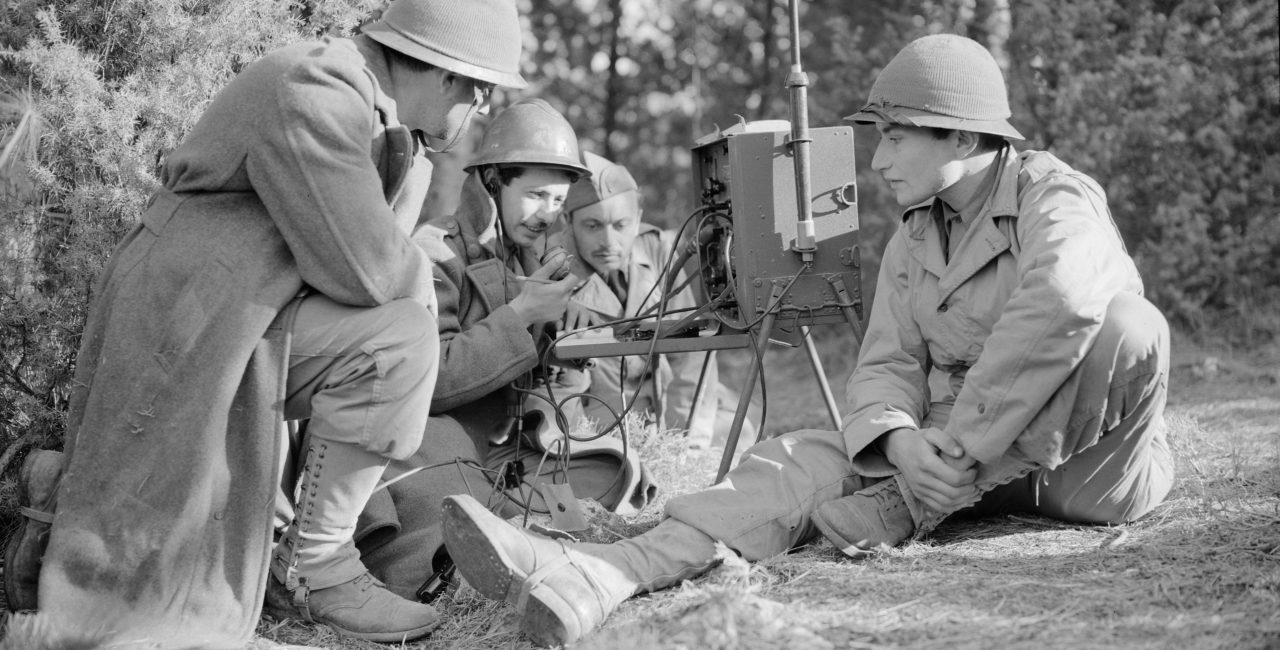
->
[938, 303, 949, 312]
[977, 403, 986, 414]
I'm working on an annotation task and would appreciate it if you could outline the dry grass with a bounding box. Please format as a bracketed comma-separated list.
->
[250, 334, 1280, 650]
[2, 334, 1274, 649]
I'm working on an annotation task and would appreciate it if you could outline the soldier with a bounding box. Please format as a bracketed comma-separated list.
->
[559, 151, 758, 449]
[352, 100, 656, 602]
[4, 0, 527, 644]
[438, 34, 1176, 647]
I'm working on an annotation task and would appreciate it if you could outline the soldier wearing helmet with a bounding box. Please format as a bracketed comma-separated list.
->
[8, 0, 528, 644]
[438, 34, 1175, 648]
[349, 100, 657, 604]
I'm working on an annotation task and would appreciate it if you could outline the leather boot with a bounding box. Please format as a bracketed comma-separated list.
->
[272, 439, 439, 642]
[3, 450, 65, 612]
[811, 476, 916, 557]
[442, 494, 718, 646]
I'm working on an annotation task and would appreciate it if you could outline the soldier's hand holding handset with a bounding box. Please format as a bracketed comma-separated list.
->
[509, 247, 579, 326]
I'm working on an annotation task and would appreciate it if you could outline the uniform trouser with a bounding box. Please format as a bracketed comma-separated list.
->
[284, 295, 437, 457]
[356, 396, 654, 599]
[274, 294, 438, 588]
[665, 293, 1174, 561]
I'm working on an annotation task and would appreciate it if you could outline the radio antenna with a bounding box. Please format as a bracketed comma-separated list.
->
[785, 0, 816, 262]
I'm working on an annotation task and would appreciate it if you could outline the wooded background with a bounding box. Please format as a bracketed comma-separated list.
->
[1, 0, 1277, 478]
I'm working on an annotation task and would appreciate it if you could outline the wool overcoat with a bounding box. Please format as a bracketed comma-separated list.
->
[40, 36, 434, 646]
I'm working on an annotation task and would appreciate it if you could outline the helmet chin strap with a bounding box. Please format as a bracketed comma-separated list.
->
[421, 100, 482, 154]
[482, 167, 517, 264]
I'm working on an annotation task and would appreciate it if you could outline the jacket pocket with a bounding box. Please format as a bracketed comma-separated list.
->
[464, 257, 513, 313]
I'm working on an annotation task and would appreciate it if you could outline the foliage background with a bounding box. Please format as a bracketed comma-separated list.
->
[0, 0, 1277, 502]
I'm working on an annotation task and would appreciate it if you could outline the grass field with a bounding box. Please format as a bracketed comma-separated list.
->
[4, 331, 1277, 649]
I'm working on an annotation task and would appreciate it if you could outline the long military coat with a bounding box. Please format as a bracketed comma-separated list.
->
[41, 35, 433, 647]
[842, 148, 1143, 474]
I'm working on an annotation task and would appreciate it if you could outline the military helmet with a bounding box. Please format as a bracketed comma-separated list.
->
[564, 151, 639, 216]
[466, 99, 590, 180]
[845, 34, 1023, 140]
[362, 0, 527, 89]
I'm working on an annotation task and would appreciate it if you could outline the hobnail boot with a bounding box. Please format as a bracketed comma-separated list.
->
[811, 477, 916, 557]
[3, 450, 66, 612]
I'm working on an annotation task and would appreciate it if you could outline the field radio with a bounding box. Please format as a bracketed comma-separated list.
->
[554, 0, 865, 482]
[688, 120, 863, 339]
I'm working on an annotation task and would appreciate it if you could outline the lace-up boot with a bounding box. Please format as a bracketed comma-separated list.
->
[272, 439, 439, 641]
[811, 477, 916, 556]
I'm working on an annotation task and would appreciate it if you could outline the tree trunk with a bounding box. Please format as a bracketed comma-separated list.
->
[978, 0, 1012, 70]
[756, 0, 777, 120]
[602, 0, 624, 160]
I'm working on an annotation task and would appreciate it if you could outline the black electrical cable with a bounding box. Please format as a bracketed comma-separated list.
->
[745, 326, 769, 444]
[629, 204, 714, 314]
[500, 201, 753, 513]
[537, 202, 724, 437]
[507, 202, 720, 513]
[604, 205, 744, 454]
[510, 382, 632, 510]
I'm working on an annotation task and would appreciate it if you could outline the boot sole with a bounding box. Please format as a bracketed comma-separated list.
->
[2, 515, 38, 611]
[442, 496, 582, 646]
[325, 619, 440, 643]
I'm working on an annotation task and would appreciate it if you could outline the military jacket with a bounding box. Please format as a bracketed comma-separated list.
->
[843, 149, 1143, 472]
[413, 175, 550, 442]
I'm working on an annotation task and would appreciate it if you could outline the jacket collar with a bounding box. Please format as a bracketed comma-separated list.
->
[982, 144, 1022, 222]
[453, 174, 500, 251]
[352, 36, 400, 129]
[899, 145, 1022, 227]
[901, 146, 1023, 296]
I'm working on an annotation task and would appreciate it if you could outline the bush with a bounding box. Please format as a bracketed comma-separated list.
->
[1007, 0, 1280, 342]
[0, 0, 378, 483]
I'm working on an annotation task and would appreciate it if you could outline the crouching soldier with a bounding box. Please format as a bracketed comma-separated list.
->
[437, 34, 1175, 647]
[559, 151, 759, 449]
[2, 0, 529, 645]
[351, 99, 657, 601]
